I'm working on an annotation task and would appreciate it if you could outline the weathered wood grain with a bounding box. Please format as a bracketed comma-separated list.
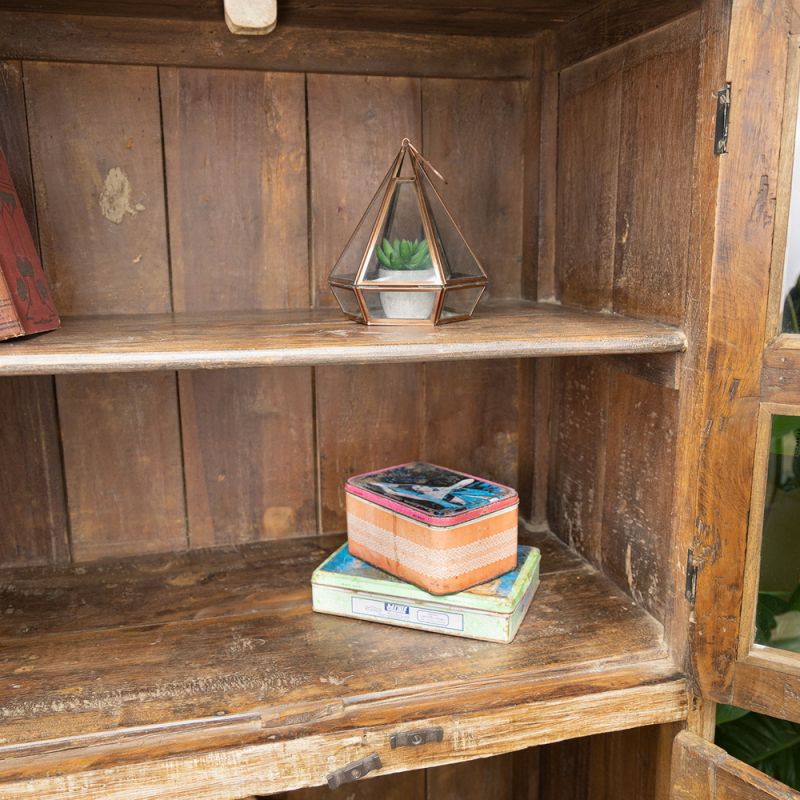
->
[422, 78, 526, 300]
[0, 303, 688, 376]
[0, 0, 606, 37]
[762, 343, 800, 402]
[55, 372, 186, 560]
[687, 0, 790, 702]
[0, 12, 535, 79]
[556, 65, 620, 310]
[0, 526, 675, 752]
[0, 61, 68, 568]
[612, 21, 699, 324]
[161, 67, 315, 545]
[427, 753, 514, 800]
[555, 0, 701, 68]
[23, 62, 186, 560]
[0, 676, 687, 799]
[0, 376, 68, 566]
[671, 731, 800, 800]
[548, 358, 611, 565]
[601, 371, 679, 623]
[316, 362, 424, 532]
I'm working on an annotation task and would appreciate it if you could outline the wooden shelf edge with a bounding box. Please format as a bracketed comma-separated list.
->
[0, 303, 687, 375]
[0, 666, 689, 800]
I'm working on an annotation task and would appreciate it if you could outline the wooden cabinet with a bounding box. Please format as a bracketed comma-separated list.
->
[0, 1, 797, 798]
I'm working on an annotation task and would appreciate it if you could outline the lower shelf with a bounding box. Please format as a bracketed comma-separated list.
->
[0, 527, 688, 799]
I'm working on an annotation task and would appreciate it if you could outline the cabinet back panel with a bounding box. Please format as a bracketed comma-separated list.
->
[0, 61, 533, 562]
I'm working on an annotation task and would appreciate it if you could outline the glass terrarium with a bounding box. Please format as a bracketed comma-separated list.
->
[328, 139, 487, 325]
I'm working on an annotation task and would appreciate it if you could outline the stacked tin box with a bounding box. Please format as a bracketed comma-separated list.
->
[312, 463, 540, 643]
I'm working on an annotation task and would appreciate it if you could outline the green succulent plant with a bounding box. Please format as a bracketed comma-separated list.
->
[375, 238, 433, 271]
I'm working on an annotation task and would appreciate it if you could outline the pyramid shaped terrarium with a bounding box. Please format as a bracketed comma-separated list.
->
[328, 139, 488, 325]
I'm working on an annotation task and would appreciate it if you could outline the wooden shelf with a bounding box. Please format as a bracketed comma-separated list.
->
[0, 300, 686, 375]
[0, 527, 688, 799]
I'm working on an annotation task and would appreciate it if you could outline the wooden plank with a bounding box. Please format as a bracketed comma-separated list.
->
[555, 0, 701, 69]
[0, 61, 68, 568]
[316, 362, 424, 532]
[762, 342, 800, 402]
[427, 754, 514, 800]
[161, 67, 315, 545]
[0, 376, 68, 566]
[23, 62, 186, 560]
[24, 62, 170, 316]
[0, 303, 688, 375]
[548, 357, 610, 565]
[512, 747, 540, 800]
[0, 677, 687, 799]
[422, 359, 523, 505]
[308, 73, 423, 534]
[662, 0, 730, 670]
[0, 0, 609, 37]
[612, 19, 700, 324]
[686, 0, 790, 702]
[556, 63, 620, 310]
[539, 725, 674, 800]
[0, 12, 535, 79]
[0, 526, 672, 749]
[671, 731, 800, 800]
[765, 38, 800, 341]
[55, 372, 186, 560]
[287, 769, 425, 800]
[600, 353, 681, 390]
[307, 74, 422, 309]
[732, 650, 800, 725]
[422, 78, 526, 300]
[601, 371, 679, 623]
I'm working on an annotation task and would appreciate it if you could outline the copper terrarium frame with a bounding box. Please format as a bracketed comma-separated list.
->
[328, 139, 488, 325]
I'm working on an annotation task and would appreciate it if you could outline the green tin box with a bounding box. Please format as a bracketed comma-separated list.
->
[311, 543, 540, 643]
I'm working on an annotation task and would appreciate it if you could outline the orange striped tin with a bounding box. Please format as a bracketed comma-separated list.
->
[345, 463, 518, 595]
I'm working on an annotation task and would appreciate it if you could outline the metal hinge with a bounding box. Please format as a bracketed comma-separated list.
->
[327, 753, 382, 790]
[391, 726, 444, 749]
[685, 548, 698, 605]
[714, 83, 731, 155]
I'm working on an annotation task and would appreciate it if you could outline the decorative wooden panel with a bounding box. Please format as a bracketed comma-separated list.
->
[161, 67, 315, 545]
[24, 61, 186, 559]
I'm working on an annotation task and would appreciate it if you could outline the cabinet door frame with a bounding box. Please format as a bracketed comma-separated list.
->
[688, 0, 800, 722]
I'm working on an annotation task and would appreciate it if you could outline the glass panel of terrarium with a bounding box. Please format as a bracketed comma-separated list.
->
[756, 414, 800, 656]
[418, 169, 486, 282]
[329, 162, 395, 286]
[330, 285, 363, 320]
[359, 287, 440, 323]
[440, 286, 485, 321]
[360, 180, 441, 286]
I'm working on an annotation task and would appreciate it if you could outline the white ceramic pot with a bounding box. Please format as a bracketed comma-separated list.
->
[378, 267, 436, 320]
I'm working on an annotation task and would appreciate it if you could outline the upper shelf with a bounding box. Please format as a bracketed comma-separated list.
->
[0, 300, 686, 375]
[0, 527, 688, 798]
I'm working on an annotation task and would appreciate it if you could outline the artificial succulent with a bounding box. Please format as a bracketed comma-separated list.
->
[375, 238, 433, 270]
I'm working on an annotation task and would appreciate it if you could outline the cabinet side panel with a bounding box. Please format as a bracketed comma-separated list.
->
[556, 66, 620, 310]
[612, 21, 700, 324]
[161, 67, 316, 545]
[601, 372, 679, 623]
[0, 60, 68, 566]
[24, 61, 186, 560]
